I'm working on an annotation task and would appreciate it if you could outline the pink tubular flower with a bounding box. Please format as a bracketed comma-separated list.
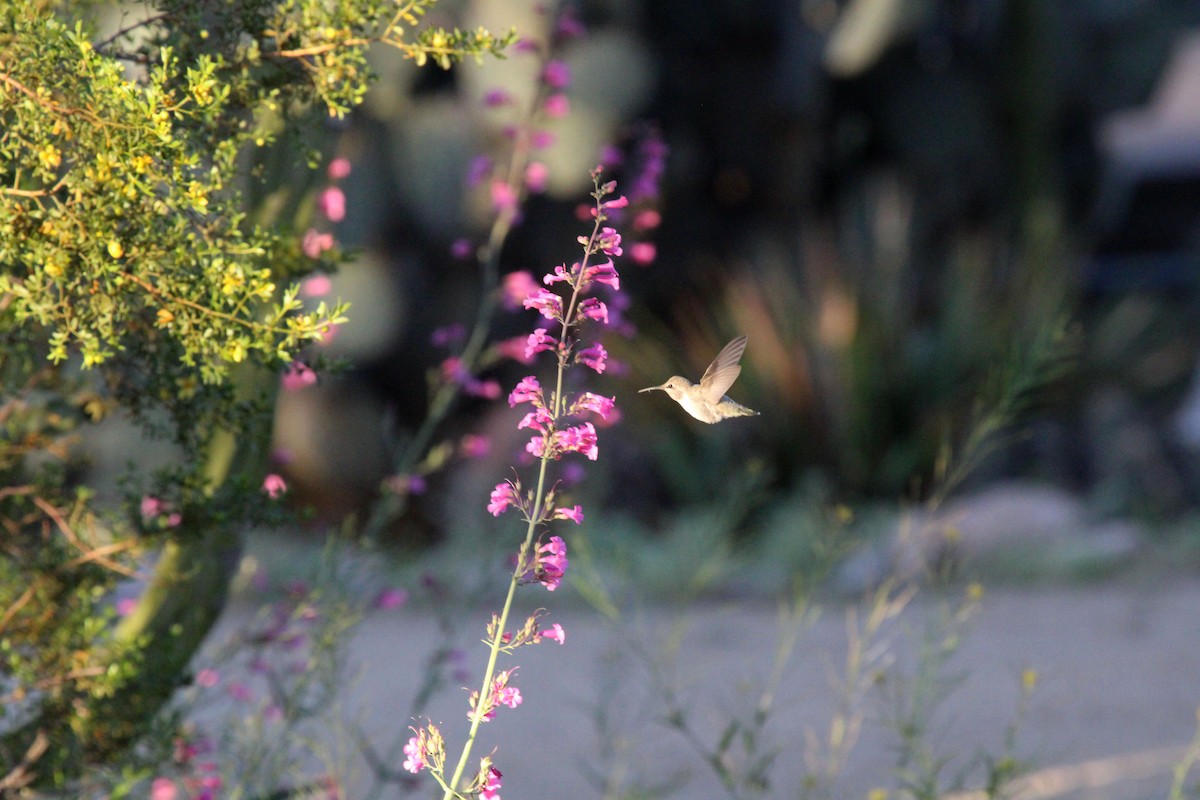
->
[582, 259, 619, 290]
[553, 504, 583, 524]
[525, 328, 555, 360]
[543, 263, 573, 285]
[538, 622, 566, 644]
[402, 736, 427, 774]
[576, 296, 608, 324]
[597, 227, 623, 256]
[600, 194, 629, 212]
[480, 766, 503, 800]
[571, 392, 615, 419]
[576, 342, 608, 373]
[523, 288, 563, 321]
[488, 482, 519, 516]
[559, 422, 598, 460]
[535, 536, 569, 590]
[508, 376, 543, 407]
[524, 433, 548, 459]
[518, 407, 554, 432]
[263, 473, 287, 499]
[317, 186, 345, 223]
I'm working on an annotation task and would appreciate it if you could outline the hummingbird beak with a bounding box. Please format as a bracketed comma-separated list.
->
[638, 384, 665, 393]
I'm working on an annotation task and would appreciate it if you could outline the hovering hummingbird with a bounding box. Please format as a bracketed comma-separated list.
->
[639, 335, 759, 423]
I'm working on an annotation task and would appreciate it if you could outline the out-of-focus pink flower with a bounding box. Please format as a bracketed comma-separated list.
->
[491, 179, 518, 214]
[373, 588, 409, 610]
[460, 434, 491, 459]
[483, 88, 512, 107]
[633, 209, 662, 230]
[467, 155, 493, 187]
[501, 270, 539, 310]
[630, 241, 657, 265]
[543, 93, 570, 118]
[281, 361, 317, 392]
[117, 597, 139, 617]
[542, 60, 572, 89]
[451, 237, 474, 260]
[263, 473, 287, 499]
[301, 273, 332, 297]
[195, 668, 219, 688]
[530, 130, 557, 149]
[327, 157, 352, 180]
[553, 505, 583, 524]
[525, 161, 548, 192]
[302, 228, 334, 259]
[150, 777, 177, 800]
[317, 186, 345, 223]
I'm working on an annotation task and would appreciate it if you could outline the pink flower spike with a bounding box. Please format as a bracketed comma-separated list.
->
[576, 297, 608, 325]
[488, 482, 519, 516]
[525, 328, 555, 360]
[542, 59, 572, 89]
[630, 241, 657, 265]
[263, 473, 288, 499]
[523, 288, 563, 321]
[525, 161, 548, 193]
[327, 157, 352, 180]
[543, 93, 570, 118]
[554, 504, 584, 524]
[508, 376, 543, 407]
[317, 186, 346, 222]
[577, 342, 608, 373]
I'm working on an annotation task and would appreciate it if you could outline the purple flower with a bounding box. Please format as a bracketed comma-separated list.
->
[373, 588, 409, 610]
[451, 237, 474, 260]
[576, 342, 608, 373]
[467, 155, 493, 187]
[460, 434, 491, 459]
[483, 88, 512, 107]
[530, 130, 557, 149]
[597, 227, 622, 256]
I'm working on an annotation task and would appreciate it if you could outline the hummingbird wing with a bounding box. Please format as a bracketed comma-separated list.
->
[698, 335, 748, 403]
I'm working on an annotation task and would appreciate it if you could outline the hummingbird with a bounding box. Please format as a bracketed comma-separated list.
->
[639, 335, 759, 423]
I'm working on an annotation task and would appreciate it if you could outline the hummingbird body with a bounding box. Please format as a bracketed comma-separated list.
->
[639, 335, 759, 424]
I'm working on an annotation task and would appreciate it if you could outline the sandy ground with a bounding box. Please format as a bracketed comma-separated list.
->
[206, 575, 1200, 800]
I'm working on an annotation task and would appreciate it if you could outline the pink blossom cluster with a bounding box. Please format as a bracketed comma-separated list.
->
[302, 156, 351, 259]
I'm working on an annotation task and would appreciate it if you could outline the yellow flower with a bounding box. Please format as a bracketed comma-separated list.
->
[107, 239, 124, 259]
[131, 154, 153, 174]
[38, 143, 62, 170]
[155, 308, 175, 327]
